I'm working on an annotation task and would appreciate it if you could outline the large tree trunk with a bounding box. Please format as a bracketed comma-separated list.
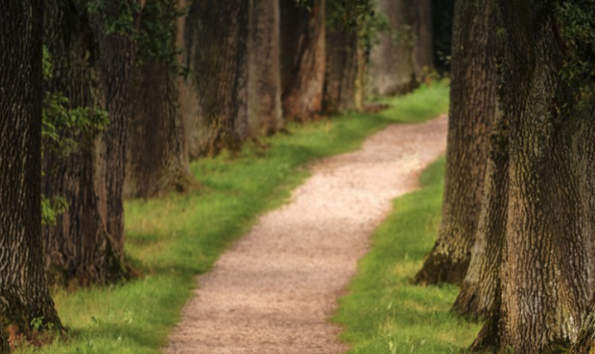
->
[322, 17, 360, 113]
[368, 0, 433, 96]
[184, 0, 250, 156]
[0, 1, 62, 349]
[470, 2, 595, 351]
[125, 0, 194, 198]
[414, 0, 496, 285]
[280, 0, 326, 122]
[41, 0, 131, 286]
[247, 0, 283, 136]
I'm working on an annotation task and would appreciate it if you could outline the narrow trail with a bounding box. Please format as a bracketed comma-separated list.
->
[166, 115, 448, 354]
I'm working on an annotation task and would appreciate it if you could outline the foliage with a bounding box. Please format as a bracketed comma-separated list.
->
[555, 0, 595, 108]
[16, 83, 449, 353]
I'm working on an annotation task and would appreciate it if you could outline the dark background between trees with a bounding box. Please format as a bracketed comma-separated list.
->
[2, 0, 594, 353]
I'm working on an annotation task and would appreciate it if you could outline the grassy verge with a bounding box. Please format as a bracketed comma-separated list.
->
[21, 82, 449, 353]
[333, 157, 481, 353]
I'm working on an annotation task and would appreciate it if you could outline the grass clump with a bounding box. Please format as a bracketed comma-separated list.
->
[333, 158, 480, 353]
[19, 82, 449, 353]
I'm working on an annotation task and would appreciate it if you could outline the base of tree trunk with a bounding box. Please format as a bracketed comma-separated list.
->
[469, 316, 500, 352]
[451, 281, 492, 321]
[414, 252, 468, 285]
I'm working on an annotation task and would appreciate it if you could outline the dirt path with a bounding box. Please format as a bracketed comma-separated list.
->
[165, 115, 448, 354]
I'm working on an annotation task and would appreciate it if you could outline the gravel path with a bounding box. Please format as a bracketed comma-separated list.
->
[165, 115, 448, 353]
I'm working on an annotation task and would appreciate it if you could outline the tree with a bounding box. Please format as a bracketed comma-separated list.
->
[467, 1, 595, 351]
[414, 0, 496, 285]
[247, 0, 283, 135]
[0, 1, 62, 350]
[280, 0, 326, 122]
[125, 0, 195, 198]
[368, 0, 433, 96]
[323, 0, 373, 112]
[41, 0, 136, 286]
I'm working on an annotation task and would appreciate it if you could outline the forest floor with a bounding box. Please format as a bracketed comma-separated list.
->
[166, 116, 448, 353]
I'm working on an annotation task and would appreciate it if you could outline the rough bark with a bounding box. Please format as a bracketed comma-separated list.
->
[247, 0, 283, 135]
[414, 0, 496, 285]
[451, 112, 508, 320]
[470, 2, 595, 351]
[323, 19, 360, 113]
[41, 1, 130, 286]
[368, 0, 433, 96]
[125, 0, 194, 198]
[184, 0, 250, 156]
[0, 0, 62, 348]
[280, 0, 326, 122]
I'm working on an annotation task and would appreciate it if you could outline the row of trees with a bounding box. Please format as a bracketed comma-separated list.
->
[0, 0, 434, 351]
[416, 0, 594, 352]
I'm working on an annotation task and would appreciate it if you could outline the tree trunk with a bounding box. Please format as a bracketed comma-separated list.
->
[280, 0, 326, 122]
[414, 0, 496, 285]
[125, 0, 195, 198]
[41, 0, 130, 286]
[0, 1, 62, 348]
[184, 0, 250, 156]
[451, 112, 508, 320]
[322, 18, 359, 113]
[368, 0, 432, 96]
[247, 0, 283, 135]
[470, 2, 595, 351]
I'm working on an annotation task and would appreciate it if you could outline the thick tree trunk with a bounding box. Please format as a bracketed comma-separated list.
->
[368, 0, 433, 96]
[414, 0, 496, 285]
[0, 1, 62, 348]
[247, 0, 283, 135]
[451, 113, 508, 320]
[184, 0, 250, 156]
[323, 21, 360, 113]
[280, 0, 326, 122]
[125, 0, 194, 198]
[41, 1, 130, 286]
[470, 3, 595, 351]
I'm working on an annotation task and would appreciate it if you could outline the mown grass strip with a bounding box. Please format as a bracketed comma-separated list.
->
[21, 82, 449, 353]
[333, 157, 481, 353]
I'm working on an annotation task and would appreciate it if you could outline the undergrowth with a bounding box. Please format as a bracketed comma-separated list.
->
[19, 82, 449, 353]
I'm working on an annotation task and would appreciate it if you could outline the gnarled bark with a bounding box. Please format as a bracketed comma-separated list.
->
[414, 0, 496, 285]
[280, 0, 326, 122]
[0, 1, 62, 347]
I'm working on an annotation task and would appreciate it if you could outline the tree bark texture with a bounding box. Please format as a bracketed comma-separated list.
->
[470, 2, 595, 352]
[280, 0, 326, 122]
[41, 1, 131, 286]
[368, 0, 433, 96]
[0, 0, 62, 348]
[183, 0, 250, 156]
[323, 19, 360, 113]
[125, 0, 194, 198]
[247, 0, 283, 136]
[414, 0, 496, 285]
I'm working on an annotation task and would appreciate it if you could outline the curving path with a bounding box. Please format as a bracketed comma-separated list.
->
[166, 115, 448, 353]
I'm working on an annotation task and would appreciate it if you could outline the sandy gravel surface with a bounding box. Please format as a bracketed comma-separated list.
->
[165, 115, 448, 354]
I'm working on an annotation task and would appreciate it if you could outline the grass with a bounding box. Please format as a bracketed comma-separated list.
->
[19, 82, 449, 353]
[333, 158, 481, 353]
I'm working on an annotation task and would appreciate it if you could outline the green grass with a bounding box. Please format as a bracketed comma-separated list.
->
[20, 82, 449, 353]
[333, 158, 481, 353]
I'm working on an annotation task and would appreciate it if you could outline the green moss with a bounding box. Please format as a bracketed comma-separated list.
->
[18, 82, 449, 353]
